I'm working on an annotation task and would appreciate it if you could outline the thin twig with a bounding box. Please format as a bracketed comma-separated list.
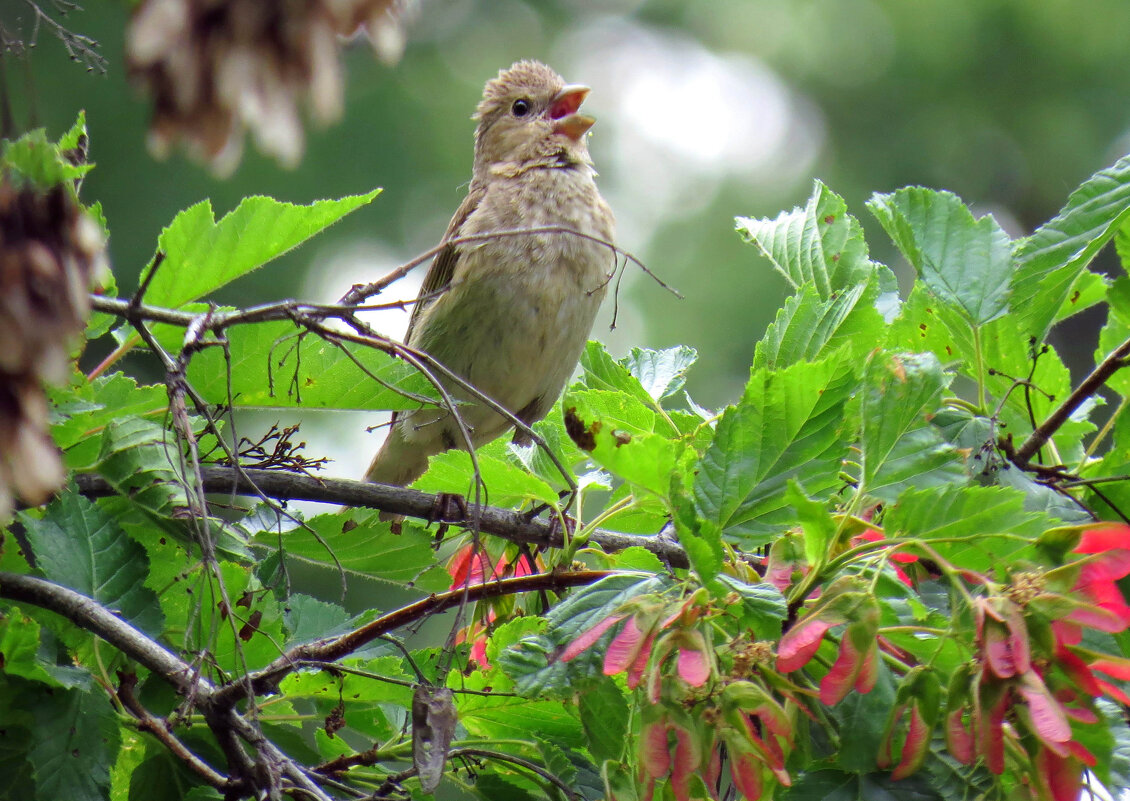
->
[1013, 333, 1130, 466]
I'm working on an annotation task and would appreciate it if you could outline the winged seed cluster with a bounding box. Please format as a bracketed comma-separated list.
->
[127, 0, 413, 175]
[0, 175, 107, 517]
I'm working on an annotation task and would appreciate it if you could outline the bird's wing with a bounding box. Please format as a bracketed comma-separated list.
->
[405, 185, 486, 343]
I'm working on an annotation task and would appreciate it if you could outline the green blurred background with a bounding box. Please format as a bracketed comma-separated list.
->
[6, 0, 1130, 476]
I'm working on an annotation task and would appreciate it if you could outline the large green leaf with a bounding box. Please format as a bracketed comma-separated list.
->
[736, 180, 878, 297]
[624, 345, 698, 402]
[0, 609, 61, 686]
[868, 188, 1013, 326]
[562, 390, 684, 496]
[882, 485, 1050, 572]
[858, 352, 965, 502]
[250, 511, 449, 593]
[19, 489, 163, 635]
[140, 190, 380, 308]
[1, 113, 92, 188]
[1011, 153, 1130, 339]
[577, 678, 629, 763]
[27, 687, 120, 801]
[50, 374, 168, 469]
[150, 317, 437, 411]
[415, 446, 559, 507]
[754, 282, 886, 370]
[578, 342, 670, 419]
[693, 354, 855, 546]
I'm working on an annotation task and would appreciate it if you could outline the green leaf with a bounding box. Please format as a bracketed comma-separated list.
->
[885, 283, 972, 370]
[457, 688, 583, 745]
[95, 416, 188, 517]
[416, 447, 559, 507]
[577, 677, 629, 763]
[736, 180, 877, 297]
[868, 187, 1013, 326]
[782, 769, 942, 801]
[754, 282, 886, 370]
[624, 346, 698, 401]
[693, 354, 855, 546]
[578, 342, 665, 412]
[1012, 153, 1130, 339]
[714, 574, 787, 640]
[544, 573, 669, 641]
[2, 126, 91, 188]
[27, 687, 120, 801]
[883, 485, 1050, 571]
[50, 374, 168, 468]
[141, 190, 380, 308]
[832, 665, 896, 772]
[562, 391, 683, 496]
[858, 352, 965, 502]
[128, 749, 202, 801]
[152, 317, 436, 410]
[0, 608, 61, 686]
[250, 511, 449, 592]
[0, 723, 35, 799]
[786, 480, 837, 566]
[19, 489, 163, 635]
[282, 594, 351, 646]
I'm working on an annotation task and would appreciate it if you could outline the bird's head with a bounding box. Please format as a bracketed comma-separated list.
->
[472, 60, 595, 173]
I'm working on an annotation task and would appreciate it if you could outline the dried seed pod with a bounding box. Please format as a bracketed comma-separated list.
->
[126, 0, 413, 175]
[0, 174, 107, 518]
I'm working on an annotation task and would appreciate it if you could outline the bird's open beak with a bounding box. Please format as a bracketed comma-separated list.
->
[549, 84, 595, 141]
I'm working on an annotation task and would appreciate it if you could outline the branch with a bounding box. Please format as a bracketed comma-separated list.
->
[73, 465, 691, 568]
[1013, 333, 1130, 466]
[117, 672, 231, 791]
[0, 572, 206, 692]
[210, 569, 609, 710]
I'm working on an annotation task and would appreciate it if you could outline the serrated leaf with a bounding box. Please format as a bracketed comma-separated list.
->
[563, 391, 683, 496]
[714, 574, 787, 640]
[149, 317, 437, 411]
[579, 342, 655, 408]
[457, 690, 583, 744]
[736, 180, 876, 297]
[545, 573, 669, 641]
[2, 126, 91, 188]
[1012, 153, 1130, 339]
[50, 374, 168, 468]
[693, 355, 855, 546]
[282, 594, 351, 646]
[883, 485, 1051, 571]
[868, 187, 1013, 326]
[19, 489, 163, 634]
[27, 687, 120, 801]
[251, 511, 449, 592]
[141, 191, 380, 308]
[416, 447, 558, 507]
[624, 346, 698, 401]
[0, 609, 60, 685]
[858, 352, 965, 502]
[754, 282, 886, 370]
[577, 678, 629, 763]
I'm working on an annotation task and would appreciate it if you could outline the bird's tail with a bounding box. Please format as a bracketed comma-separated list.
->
[365, 423, 429, 488]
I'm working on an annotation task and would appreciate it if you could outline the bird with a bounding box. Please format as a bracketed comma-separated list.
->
[366, 60, 616, 487]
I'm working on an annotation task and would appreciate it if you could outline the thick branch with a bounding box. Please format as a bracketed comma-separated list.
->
[0, 572, 207, 692]
[73, 466, 690, 568]
[1013, 333, 1130, 465]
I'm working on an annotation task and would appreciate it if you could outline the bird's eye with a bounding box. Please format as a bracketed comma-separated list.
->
[511, 98, 532, 117]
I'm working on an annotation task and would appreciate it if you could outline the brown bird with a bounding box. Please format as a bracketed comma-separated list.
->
[366, 60, 616, 487]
